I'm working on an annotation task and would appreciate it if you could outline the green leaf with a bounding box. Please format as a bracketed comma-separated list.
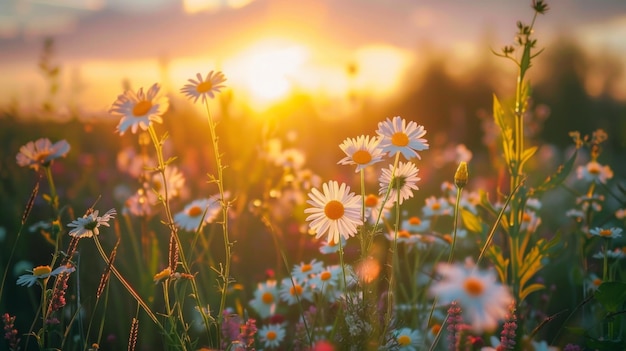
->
[595, 281, 626, 312]
[460, 208, 483, 233]
[519, 283, 545, 301]
[486, 245, 509, 283]
[533, 150, 578, 195]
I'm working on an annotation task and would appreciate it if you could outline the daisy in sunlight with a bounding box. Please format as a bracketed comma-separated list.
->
[249, 280, 278, 319]
[379, 161, 420, 205]
[109, 83, 169, 135]
[258, 323, 286, 349]
[174, 197, 221, 231]
[376, 116, 429, 160]
[394, 327, 423, 351]
[304, 181, 363, 244]
[338, 135, 385, 172]
[180, 70, 227, 104]
[16, 265, 75, 288]
[16, 138, 70, 171]
[67, 208, 117, 238]
[151, 166, 186, 199]
[429, 258, 512, 333]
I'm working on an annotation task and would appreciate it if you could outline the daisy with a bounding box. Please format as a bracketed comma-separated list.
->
[109, 83, 169, 135]
[319, 236, 346, 255]
[16, 138, 70, 171]
[394, 327, 422, 351]
[590, 227, 623, 239]
[304, 181, 363, 244]
[376, 116, 429, 160]
[67, 208, 117, 238]
[292, 259, 325, 281]
[577, 161, 613, 184]
[520, 210, 542, 233]
[402, 216, 431, 233]
[151, 166, 186, 199]
[279, 277, 313, 305]
[174, 196, 221, 231]
[258, 323, 285, 349]
[364, 193, 394, 224]
[422, 196, 453, 217]
[429, 259, 512, 333]
[125, 187, 157, 217]
[593, 248, 625, 260]
[338, 135, 385, 172]
[180, 70, 227, 103]
[249, 280, 278, 319]
[17, 265, 75, 287]
[309, 265, 342, 290]
[379, 161, 421, 205]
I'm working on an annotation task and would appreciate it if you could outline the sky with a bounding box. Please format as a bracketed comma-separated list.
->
[1, 0, 626, 117]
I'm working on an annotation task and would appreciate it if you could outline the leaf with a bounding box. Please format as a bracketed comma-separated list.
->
[520, 145, 538, 169]
[533, 150, 578, 195]
[486, 245, 509, 283]
[595, 281, 626, 312]
[461, 208, 483, 233]
[519, 283, 545, 301]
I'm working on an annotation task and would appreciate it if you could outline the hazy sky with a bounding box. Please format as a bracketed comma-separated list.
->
[1, 0, 625, 114]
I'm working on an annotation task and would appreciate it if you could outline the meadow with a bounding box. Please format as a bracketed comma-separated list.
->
[1, 1, 626, 350]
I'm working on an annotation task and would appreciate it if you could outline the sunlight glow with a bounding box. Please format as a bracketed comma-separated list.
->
[183, 0, 255, 14]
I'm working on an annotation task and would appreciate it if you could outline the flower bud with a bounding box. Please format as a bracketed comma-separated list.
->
[454, 161, 468, 189]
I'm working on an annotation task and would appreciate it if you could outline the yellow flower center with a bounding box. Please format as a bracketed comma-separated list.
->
[301, 264, 312, 272]
[290, 285, 303, 296]
[196, 80, 213, 93]
[431, 324, 441, 335]
[409, 216, 421, 225]
[324, 200, 344, 220]
[391, 132, 409, 147]
[132, 100, 153, 117]
[261, 292, 274, 304]
[398, 230, 411, 238]
[320, 271, 332, 281]
[588, 163, 601, 175]
[352, 150, 372, 165]
[187, 205, 203, 217]
[522, 213, 531, 222]
[593, 278, 602, 286]
[600, 229, 613, 237]
[463, 277, 485, 296]
[397, 335, 411, 346]
[266, 330, 277, 341]
[33, 265, 52, 277]
[442, 234, 453, 244]
[364, 194, 379, 208]
[432, 202, 441, 210]
[35, 151, 52, 163]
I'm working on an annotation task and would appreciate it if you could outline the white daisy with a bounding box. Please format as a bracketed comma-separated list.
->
[249, 280, 278, 319]
[304, 181, 363, 244]
[151, 166, 186, 199]
[16, 265, 75, 287]
[258, 323, 285, 349]
[376, 116, 429, 160]
[292, 259, 324, 282]
[67, 208, 117, 238]
[279, 277, 313, 305]
[174, 196, 222, 231]
[422, 196, 453, 217]
[577, 161, 613, 184]
[319, 236, 346, 255]
[109, 83, 169, 135]
[180, 70, 227, 103]
[395, 327, 422, 351]
[590, 226, 623, 239]
[379, 161, 421, 205]
[429, 259, 512, 333]
[16, 138, 70, 171]
[364, 193, 394, 224]
[338, 135, 385, 172]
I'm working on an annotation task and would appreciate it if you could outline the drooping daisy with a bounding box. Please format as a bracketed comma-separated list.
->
[292, 259, 325, 282]
[16, 138, 70, 171]
[304, 181, 363, 244]
[279, 277, 313, 305]
[180, 70, 227, 103]
[590, 226, 623, 239]
[258, 323, 286, 349]
[379, 161, 421, 205]
[394, 327, 422, 351]
[174, 196, 221, 231]
[16, 265, 75, 287]
[429, 259, 512, 333]
[338, 135, 385, 172]
[249, 280, 278, 319]
[109, 83, 169, 135]
[376, 116, 429, 160]
[577, 161, 613, 184]
[67, 208, 117, 238]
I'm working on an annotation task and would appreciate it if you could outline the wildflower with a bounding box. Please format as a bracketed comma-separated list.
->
[520, 210, 541, 233]
[403, 216, 431, 233]
[454, 161, 468, 189]
[249, 280, 278, 318]
[174, 197, 221, 231]
[378, 161, 421, 205]
[125, 187, 157, 217]
[376, 116, 429, 159]
[67, 208, 117, 238]
[258, 323, 285, 348]
[364, 193, 393, 224]
[180, 70, 227, 103]
[151, 166, 186, 199]
[16, 265, 75, 287]
[16, 138, 70, 171]
[590, 227, 623, 239]
[153, 267, 171, 284]
[319, 237, 345, 255]
[2, 313, 20, 351]
[577, 161, 613, 184]
[109, 83, 169, 135]
[429, 259, 513, 333]
[576, 194, 604, 213]
[422, 196, 453, 217]
[309, 265, 342, 291]
[47, 267, 73, 321]
[304, 181, 363, 244]
[279, 277, 313, 305]
[338, 135, 385, 172]
[592, 248, 625, 260]
[394, 327, 422, 351]
[292, 259, 324, 281]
